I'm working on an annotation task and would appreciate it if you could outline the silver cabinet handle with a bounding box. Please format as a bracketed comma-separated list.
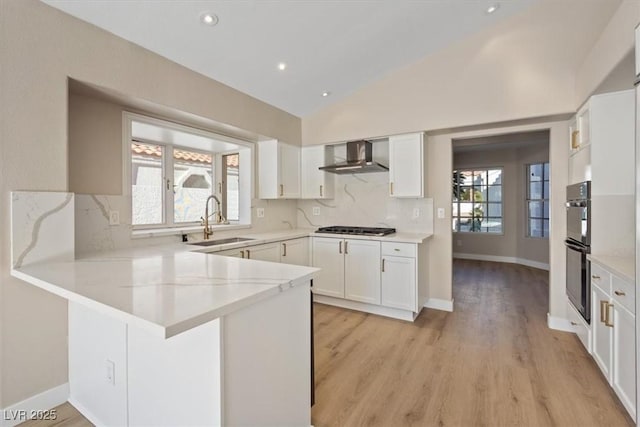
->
[344, 241, 348, 254]
[246, 249, 251, 259]
[592, 275, 601, 280]
[382, 258, 385, 272]
[339, 241, 342, 254]
[320, 185, 323, 197]
[614, 290, 626, 296]
[240, 250, 245, 258]
[282, 243, 287, 257]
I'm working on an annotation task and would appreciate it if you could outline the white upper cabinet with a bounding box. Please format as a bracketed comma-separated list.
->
[388, 132, 425, 198]
[301, 145, 335, 199]
[257, 139, 301, 199]
[635, 25, 640, 77]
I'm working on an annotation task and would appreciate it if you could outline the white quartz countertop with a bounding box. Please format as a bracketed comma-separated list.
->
[309, 231, 432, 244]
[588, 254, 635, 283]
[12, 247, 318, 339]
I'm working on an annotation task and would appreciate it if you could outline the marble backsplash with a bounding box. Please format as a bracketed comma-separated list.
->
[11, 191, 75, 268]
[75, 194, 298, 255]
[297, 172, 434, 233]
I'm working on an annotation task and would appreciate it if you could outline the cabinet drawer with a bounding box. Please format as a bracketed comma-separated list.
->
[590, 263, 611, 294]
[611, 275, 635, 314]
[381, 242, 416, 258]
[567, 299, 591, 353]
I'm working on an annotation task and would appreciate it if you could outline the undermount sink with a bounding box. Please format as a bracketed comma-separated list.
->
[191, 237, 255, 247]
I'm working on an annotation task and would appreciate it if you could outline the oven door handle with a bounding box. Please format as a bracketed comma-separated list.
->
[565, 239, 589, 253]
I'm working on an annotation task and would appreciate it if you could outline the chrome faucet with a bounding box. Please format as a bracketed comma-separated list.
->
[201, 195, 224, 240]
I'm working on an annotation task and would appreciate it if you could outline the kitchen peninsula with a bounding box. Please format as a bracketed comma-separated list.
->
[10, 192, 318, 427]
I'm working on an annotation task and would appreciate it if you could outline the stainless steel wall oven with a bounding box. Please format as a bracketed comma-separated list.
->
[565, 181, 591, 322]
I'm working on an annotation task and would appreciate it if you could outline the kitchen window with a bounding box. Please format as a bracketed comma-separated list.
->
[526, 162, 550, 238]
[452, 168, 503, 233]
[125, 112, 252, 232]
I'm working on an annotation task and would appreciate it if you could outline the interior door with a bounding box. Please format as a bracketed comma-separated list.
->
[312, 238, 344, 298]
[344, 239, 381, 304]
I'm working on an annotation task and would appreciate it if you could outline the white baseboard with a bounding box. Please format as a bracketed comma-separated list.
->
[547, 313, 574, 332]
[1, 383, 69, 427]
[313, 294, 418, 321]
[453, 253, 550, 271]
[424, 298, 454, 312]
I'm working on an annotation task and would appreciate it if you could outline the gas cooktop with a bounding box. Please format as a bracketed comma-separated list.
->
[315, 226, 396, 237]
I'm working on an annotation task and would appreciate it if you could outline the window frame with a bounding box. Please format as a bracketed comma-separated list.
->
[123, 112, 252, 235]
[525, 162, 550, 239]
[452, 167, 504, 234]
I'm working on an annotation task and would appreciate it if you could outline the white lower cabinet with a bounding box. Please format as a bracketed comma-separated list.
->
[381, 256, 416, 312]
[245, 242, 280, 262]
[588, 260, 636, 422]
[612, 302, 636, 420]
[312, 237, 380, 303]
[311, 237, 345, 298]
[592, 283, 613, 379]
[280, 238, 309, 266]
[344, 240, 381, 304]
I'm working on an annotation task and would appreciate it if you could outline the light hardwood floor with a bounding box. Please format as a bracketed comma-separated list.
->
[21, 260, 633, 427]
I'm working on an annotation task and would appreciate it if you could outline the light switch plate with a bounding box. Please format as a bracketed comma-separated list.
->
[437, 208, 445, 219]
[256, 208, 265, 218]
[312, 207, 321, 216]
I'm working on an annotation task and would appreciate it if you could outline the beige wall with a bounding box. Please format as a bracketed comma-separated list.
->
[427, 120, 566, 317]
[69, 93, 123, 195]
[0, 0, 301, 407]
[302, 0, 619, 145]
[575, 0, 640, 107]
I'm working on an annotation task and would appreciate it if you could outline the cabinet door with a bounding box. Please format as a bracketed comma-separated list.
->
[344, 239, 381, 304]
[245, 243, 280, 263]
[577, 106, 590, 147]
[381, 256, 416, 312]
[389, 133, 424, 198]
[592, 284, 613, 380]
[301, 146, 334, 199]
[312, 238, 345, 298]
[279, 143, 301, 199]
[280, 238, 309, 266]
[215, 248, 245, 258]
[612, 303, 636, 421]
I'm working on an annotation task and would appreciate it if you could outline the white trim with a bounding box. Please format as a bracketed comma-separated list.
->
[547, 313, 575, 332]
[1, 383, 69, 427]
[67, 397, 104, 427]
[424, 298, 454, 312]
[313, 295, 419, 322]
[453, 252, 550, 271]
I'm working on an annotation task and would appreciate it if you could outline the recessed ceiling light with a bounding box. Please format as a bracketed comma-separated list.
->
[486, 3, 500, 14]
[278, 62, 287, 71]
[200, 12, 218, 26]
[322, 91, 331, 97]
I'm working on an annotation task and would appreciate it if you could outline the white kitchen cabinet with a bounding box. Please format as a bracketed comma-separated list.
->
[312, 237, 345, 298]
[301, 145, 334, 199]
[389, 132, 425, 198]
[215, 248, 245, 258]
[592, 282, 613, 380]
[612, 302, 636, 421]
[589, 260, 637, 421]
[244, 242, 281, 263]
[381, 256, 416, 311]
[258, 139, 301, 199]
[344, 239, 381, 305]
[280, 238, 309, 266]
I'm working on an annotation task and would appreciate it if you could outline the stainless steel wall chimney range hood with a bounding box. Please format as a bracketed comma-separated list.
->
[319, 140, 388, 174]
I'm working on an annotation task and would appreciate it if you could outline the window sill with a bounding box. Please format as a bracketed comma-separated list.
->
[131, 223, 251, 239]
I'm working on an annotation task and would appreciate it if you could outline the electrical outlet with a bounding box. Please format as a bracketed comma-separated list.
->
[312, 207, 321, 216]
[106, 359, 115, 385]
[256, 208, 265, 218]
[412, 208, 420, 219]
[437, 208, 445, 219]
[109, 210, 120, 226]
